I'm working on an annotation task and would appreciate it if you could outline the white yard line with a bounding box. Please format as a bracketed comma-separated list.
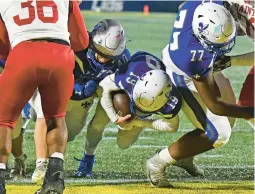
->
[103, 136, 151, 140]
[8, 174, 254, 184]
[131, 145, 167, 148]
[197, 154, 224, 158]
[25, 127, 253, 133]
[201, 165, 254, 169]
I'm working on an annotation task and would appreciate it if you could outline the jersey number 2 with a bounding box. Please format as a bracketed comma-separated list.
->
[170, 10, 187, 51]
[13, 0, 58, 26]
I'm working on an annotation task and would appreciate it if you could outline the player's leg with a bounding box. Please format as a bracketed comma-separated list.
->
[10, 116, 27, 180]
[66, 96, 95, 142]
[33, 118, 48, 184]
[214, 71, 236, 128]
[10, 103, 32, 180]
[29, 90, 49, 184]
[144, 50, 232, 187]
[238, 66, 254, 128]
[144, 96, 231, 187]
[117, 127, 144, 149]
[35, 42, 74, 194]
[64, 97, 95, 178]
[0, 42, 38, 192]
[75, 102, 109, 177]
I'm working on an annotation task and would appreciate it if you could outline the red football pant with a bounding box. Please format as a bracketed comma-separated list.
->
[238, 66, 254, 108]
[0, 41, 75, 129]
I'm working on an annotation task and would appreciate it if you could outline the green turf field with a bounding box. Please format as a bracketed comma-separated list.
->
[7, 11, 254, 194]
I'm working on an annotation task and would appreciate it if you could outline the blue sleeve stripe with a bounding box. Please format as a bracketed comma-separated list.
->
[172, 72, 219, 143]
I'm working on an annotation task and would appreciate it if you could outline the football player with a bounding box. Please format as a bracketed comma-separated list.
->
[28, 19, 130, 182]
[220, 0, 254, 128]
[100, 51, 204, 177]
[143, 1, 254, 188]
[0, 1, 89, 194]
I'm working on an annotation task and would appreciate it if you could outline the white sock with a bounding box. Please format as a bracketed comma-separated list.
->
[158, 148, 176, 165]
[50, 152, 64, 160]
[0, 163, 6, 170]
[36, 158, 47, 166]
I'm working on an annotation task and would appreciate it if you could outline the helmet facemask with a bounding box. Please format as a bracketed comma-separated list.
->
[88, 19, 127, 71]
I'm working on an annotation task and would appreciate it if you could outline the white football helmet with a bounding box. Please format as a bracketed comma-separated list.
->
[91, 19, 126, 59]
[132, 70, 172, 113]
[192, 2, 236, 55]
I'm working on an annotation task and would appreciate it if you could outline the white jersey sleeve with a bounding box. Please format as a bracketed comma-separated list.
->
[0, 0, 70, 48]
[99, 74, 121, 123]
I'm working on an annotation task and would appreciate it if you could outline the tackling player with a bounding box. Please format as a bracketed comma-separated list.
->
[28, 19, 130, 182]
[143, 1, 254, 188]
[0, 1, 89, 194]
[100, 51, 204, 178]
[220, 0, 254, 128]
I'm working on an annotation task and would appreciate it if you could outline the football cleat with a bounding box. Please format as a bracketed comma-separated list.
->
[143, 152, 173, 188]
[74, 153, 95, 177]
[173, 157, 204, 177]
[32, 160, 48, 184]
[10, 154, 27, 180]
[35, 158, 65, 194]
[0, 184, 5, 194]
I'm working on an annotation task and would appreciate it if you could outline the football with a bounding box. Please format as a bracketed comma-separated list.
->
[111, 90, 133, 117]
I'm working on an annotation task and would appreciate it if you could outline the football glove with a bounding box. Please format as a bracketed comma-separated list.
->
[84, 80, 98, 97]
[74, 82, 85, 96]
[74, 80, 98, 98]
[214, 55, 231, 72]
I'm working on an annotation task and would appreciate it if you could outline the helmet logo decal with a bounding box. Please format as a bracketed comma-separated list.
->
[214, 24, 222, 34]
[198, 22, 209, 33]
[115, 31, 121, 40]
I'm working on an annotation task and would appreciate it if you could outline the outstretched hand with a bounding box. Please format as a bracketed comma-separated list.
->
[115, 115, 132, 125]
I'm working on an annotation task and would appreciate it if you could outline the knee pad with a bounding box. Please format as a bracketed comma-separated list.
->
[211, 125, 231, 148]
[117, 143, 131, 150]
[116, 137, 131, 150]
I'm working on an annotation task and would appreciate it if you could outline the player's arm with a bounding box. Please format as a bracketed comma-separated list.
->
[119, 116, 179, 132]
[100, 74, 131, 123]
[68, 1, 89, 52]
[214, 51, 254, 71]
[150, 116, 179, 132]
[230, 51, 254, 66]
[236, 22, 246, 36]
[193, 71, 254, 118]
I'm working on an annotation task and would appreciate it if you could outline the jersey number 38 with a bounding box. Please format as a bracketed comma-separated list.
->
[13, 0, 58, 26]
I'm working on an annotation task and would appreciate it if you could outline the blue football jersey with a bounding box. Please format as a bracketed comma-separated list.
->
[71, 48, 131, 101]
[74, 48, 131, 83]
[115, 51, 182, 119]
[168, 1, 223, 79]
